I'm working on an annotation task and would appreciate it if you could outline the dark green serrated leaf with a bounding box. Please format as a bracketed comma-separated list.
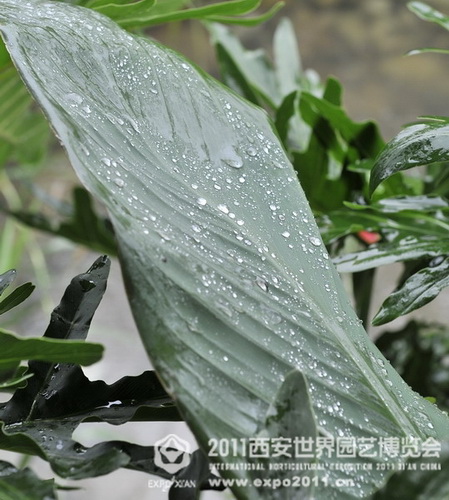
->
[350, 195, 449, 213]
[373, 257, 449, 325]
[0, 461, 57, 500]
[334, 239, 449, 273]
[370, 122, 449, 194]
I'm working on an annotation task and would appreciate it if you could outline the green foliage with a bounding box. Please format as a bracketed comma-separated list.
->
[0, 461, 57, 500]
[6, 187, 117, 256]
[0, 256, 216, 495]
[1, 1, 449, 499]
[0, 266, 103, 392]
[376, 321, 449, 411]
[0, 0, 449, 499]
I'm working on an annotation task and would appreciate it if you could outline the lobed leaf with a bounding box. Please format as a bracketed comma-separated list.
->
[0, 258, 187, 485]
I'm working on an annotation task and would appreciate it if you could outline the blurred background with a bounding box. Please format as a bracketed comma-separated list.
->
[1, 0, 449, 498]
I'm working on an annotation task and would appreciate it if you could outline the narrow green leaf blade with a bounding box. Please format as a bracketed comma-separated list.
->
[408, 1, 449, 31]
[0, 282, 34, 315]
[0, 329, 103, 370]
[370, 123, 449, 194]
[373, 257, 449, 325]
[273, 18, 302, 97]
[334, 239, 449, 273]
[207, 2, 284, 27]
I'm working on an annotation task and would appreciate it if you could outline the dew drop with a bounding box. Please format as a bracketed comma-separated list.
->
[282, 231, 291, 239]
[197, 197, 207, 206]
[222, 157, 243, 169]
[256, 277, 269, 292]
[114, 178, 125, 188]
[217, 204, 229, 214]
[247, 147, 257, 157]
[66, 92, 83, 105]
[309, 236, 321, 247]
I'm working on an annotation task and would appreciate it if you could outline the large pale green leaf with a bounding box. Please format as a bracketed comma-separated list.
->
[1, 2, 449, 499]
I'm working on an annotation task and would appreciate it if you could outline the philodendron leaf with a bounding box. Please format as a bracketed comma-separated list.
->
[0, 258, 182, 482]
[372, 257, 449, 326]
[370, 121, 449, 194]
[2, 2, 449, 499]
[0, 460, 57, 500]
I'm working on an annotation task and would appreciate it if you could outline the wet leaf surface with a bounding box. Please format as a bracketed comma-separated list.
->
[0, 257, 184, 483]
[1, 2, 449, 498]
